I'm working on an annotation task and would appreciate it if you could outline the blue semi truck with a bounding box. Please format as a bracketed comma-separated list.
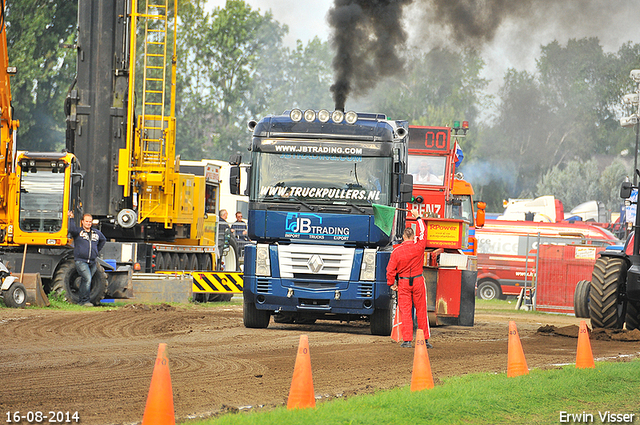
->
[229, 109, 414, 335]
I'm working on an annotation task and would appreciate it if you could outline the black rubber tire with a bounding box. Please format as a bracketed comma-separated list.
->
[219, 237, 240, 271]
[199, 254, 213, 271]
[188, 254, 198, 271]
[590, 256, 626, 329]
[163, 252, 173, 270]
[170, 253, 180, 270]
[573, 279, 591, 318]
[154, 252, 165, 271]
[51, 261, 106, 305]
[243, 301, 270, 328]
[177, 253, 188, 270]
[3, 281, 27, 308]
[370, 308, 393, 336]
[626, 301, 640, 331]
[476, 279, 502, 300]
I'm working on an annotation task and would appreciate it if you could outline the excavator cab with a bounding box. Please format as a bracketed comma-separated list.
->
[11, 152, 78, 246]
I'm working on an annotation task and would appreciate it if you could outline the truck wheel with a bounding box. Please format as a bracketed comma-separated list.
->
[219, 237, 239, 271]
[3, 282, 27, 308]
[199, 254, 213, 271]
[590, 256, 626, 329]
[51, 261, 107, 305]
[188, 254, 198, 271]
[370, 308, 393, 336]
[573, 280, 591, 318]
[243, 301, 270, 328]
[154, 252, 165, 271]
[476, 279, 501, 300]
[626, 302, 640, 331]
[170, 254, 180, 270]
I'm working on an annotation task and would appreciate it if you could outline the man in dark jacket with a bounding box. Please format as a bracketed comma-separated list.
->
[68, 211, 107, 306]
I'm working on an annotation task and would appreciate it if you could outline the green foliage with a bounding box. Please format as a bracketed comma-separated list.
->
[184, 360, 640, 425]
[175, 0, 287, 160]
[469, 38, 640, 208]
[5, 0, 77, 151]
[536, 158, 630, 212]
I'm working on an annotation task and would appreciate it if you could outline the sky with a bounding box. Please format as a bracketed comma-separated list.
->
[206, 0, 640, 98]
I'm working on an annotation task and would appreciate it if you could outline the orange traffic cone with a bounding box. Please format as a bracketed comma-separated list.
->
[507, 321, 529, 377]
[391, 305, 402, 342]
[142, 343, 175, 425]
[287, 335, 316, 409]
[576, 320, 595, 369]
[410, 329, 434, 391]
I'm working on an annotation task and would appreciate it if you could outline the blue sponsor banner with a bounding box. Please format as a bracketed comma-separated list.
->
[263, 211, 370, 242]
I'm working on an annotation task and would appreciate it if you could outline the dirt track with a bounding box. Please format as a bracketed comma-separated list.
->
[1, 303, 639, 425]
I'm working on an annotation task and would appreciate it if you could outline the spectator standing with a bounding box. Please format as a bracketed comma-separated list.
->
[68, 211, 107, 306]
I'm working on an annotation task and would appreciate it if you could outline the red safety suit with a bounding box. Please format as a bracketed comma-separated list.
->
[386, 217, 430, 342]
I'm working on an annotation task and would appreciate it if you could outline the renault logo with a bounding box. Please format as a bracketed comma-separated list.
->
[307, 254, 324, 273]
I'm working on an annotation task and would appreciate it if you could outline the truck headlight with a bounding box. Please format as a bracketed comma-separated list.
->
[360, 248, 376, 281]
[256, 244, 271, 277]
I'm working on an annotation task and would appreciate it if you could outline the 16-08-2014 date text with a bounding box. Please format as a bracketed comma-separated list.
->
[6, 411, 79, 423]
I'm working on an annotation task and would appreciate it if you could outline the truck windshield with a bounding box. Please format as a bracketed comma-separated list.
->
[408, 155, 446, 186]
[19, 167, 65, 233]
[252, 152, 391, 205]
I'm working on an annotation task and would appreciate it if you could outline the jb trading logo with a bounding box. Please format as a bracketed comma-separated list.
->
[285, 213, 350, 241]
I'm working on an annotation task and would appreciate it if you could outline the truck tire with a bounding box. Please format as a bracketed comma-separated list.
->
[476, 279, 502, 300]
[51, 261, 107, 305]
[243, 301, 270, 328]
[573, 279, 591, 318]
[188, 254, 198, 271]
[154, 252, 165, 271]
[3, 282, 27, 308]
[626, 301, 640, 331]
[199, 254, 213, 271]
[589, 256, 626, 329]
[219, 237, 239, 272]
[370, 308, 393, 336]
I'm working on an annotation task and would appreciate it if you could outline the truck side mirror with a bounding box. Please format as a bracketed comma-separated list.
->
[476, 201, 486, 228]
[621, 181, 633, 199]
[229, 165, 241, 195]
[71, 172, 85, 189]
[229, 154, 242, 166]
[398, 173, 413, 204]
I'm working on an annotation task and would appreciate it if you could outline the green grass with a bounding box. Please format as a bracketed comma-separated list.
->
[184, 360, 640, 425]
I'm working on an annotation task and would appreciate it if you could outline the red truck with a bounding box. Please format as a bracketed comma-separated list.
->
[406, 124, 485, 326]
[475, 219, 620, 300]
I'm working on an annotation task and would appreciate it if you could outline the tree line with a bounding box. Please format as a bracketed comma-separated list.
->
[6, 0, 640, 214]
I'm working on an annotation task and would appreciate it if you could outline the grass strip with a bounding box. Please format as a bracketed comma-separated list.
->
[187, 360, 640, 425]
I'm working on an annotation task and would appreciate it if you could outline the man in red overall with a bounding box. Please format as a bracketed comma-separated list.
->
[386, 211, 432, 348]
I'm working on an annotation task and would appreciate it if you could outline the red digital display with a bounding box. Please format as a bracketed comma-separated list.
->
[408, 126, 450, 153]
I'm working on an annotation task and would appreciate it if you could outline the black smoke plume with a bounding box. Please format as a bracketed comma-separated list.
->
[328, 0, 412, 111]
[327, 0, 541, 110]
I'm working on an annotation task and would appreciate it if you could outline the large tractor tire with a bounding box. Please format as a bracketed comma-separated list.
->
[589, 256, 626, 329]
[573, 279, 591, 318]
[51, 261, 107, 305]
[243, 301, 270, 328]
[3, 282, 27, 308]
[626, 301, 640, 331]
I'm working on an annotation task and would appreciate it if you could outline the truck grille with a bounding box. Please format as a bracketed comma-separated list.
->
[358, 282, 374, 298]
[278, 245, 355, 281]
[256, 279, 271, 294]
